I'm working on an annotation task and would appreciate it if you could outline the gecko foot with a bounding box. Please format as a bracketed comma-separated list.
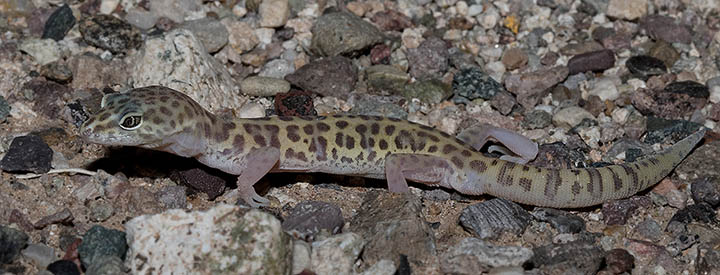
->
[237, 184, 270, 208]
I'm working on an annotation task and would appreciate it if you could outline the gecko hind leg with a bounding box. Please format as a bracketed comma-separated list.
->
[457, 123, 538, 164]
[230, 147, 279, 207]
[385, 154, 457, 193]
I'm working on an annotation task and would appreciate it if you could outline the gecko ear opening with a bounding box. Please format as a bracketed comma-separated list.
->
[119, 113, 143, 130]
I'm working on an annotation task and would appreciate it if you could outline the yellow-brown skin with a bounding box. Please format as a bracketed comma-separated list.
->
[81, 86, 707, 208]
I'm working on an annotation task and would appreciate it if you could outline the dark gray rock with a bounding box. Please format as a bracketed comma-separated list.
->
[310, 12, 384, 56]
[667, 233, 699, 256]
[350, 190, 436, 270]
[42, 4, 76, 41]
[489, 90, 517, 115]
[156, 186, 188, 209]
[407, 37, 449, 80]
[602, 197, 652, 225]
[452, 67, 502, 101]
[664, 81, 710, 98]
[282, 201, 344, 241]
[640, 15, 692, 44]
[47, 259, 81, 275]
[697, 243, 720, 274]
[77, 225, 127, 269]
[644, 116, 703, 144]
[691, 177, 720, 207]
[0, 135, 53, 174]
[0, 225, 29, 264]
[79, 15, 142, 54]
[626, 55, 667, 80]
[523, 109, 552, 129]
[666, 203, 717, 236]
[633, 218, 663, 242]
[170, 168, 225, 200]
[601, 249, 635, 274]
[459, 198, 532, 240]
[0, 95, 10, 123]
[284, 56, 357, 99]
[567, 49, 615, 75]
[531, 208, 585, 233]
[529, 240, 604, 274]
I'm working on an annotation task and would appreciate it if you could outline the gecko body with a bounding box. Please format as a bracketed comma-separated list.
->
[81, 86, 706, 208]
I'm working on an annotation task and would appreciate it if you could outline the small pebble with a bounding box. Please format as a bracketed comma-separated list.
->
[77, 225, 128, 268]
[531, 208, 586, 233]
[459, 198, 532, 240]
[567, 49, 615, 75]
[21, 244, 56, 268]
[691, 177, 720, 207]
[170, 168, 225, 200]
[42, 4, 75, 41]
[0, 225, 29, 264]
[523, 110, 552, 129]
[47, 260, 81, 275]
[626, 55, 667, 80]
[274, 90, 316, 116]
[310, 12, 383, 56]
[602, 197, 652, 225]
[0, 135, 53, 174]
[552, 106, 595, 129]
[441, 238, 533, 273]
[282, 201, 344, 241]
[79, 15, 142, 54]
[452, 67, 502, 101]
[241, 76, 291, 97]
[407, 37, 449, 80]
[285, 56, 357, 99]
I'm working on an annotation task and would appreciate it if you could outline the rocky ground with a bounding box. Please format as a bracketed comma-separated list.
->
[1, 0, 720, 274]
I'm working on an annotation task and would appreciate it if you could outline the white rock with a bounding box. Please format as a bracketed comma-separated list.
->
[125, 8, 158, 30]
[707, 77, 720, 104]
[311, 233, 366, 275]
[589, 77, 620, 101]
[455, 1, 468, 16]
[224, 19, 260, 54]
[291, 241, 311, 275]
[254, 28, 275, 46]
[259, 0, 290, 28]
[100, 0, 120, 14]
[359, 259, 397, 275]
[19, 39, 61, 65]
[467, 4, 484, 17]
[236, 102, 267, 118]
[402, 28, 425, 49]
[125, 205, 292, 274]
[259, 59, 295, 79]
[130, 29, 247, 112]
[479, 8, 499, 29]
[552, 106, 595, 128]
[611, 108, 630, 125]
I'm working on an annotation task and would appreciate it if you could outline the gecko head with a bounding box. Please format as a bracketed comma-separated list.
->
[81, 86, 204, 149]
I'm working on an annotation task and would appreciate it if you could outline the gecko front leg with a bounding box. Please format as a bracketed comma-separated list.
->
[385, 153, 459, 192]
[224, 147, 279, 207]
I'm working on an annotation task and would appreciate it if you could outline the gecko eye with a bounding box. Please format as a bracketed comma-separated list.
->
[119, 114, 142, 130]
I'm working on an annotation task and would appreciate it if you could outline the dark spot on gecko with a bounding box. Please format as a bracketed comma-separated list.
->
[368, 137, 375, 147]
[385, 125, 396, 136]
[331, 148, 338, 160]
[648, 158, 660, 165]
[368, 151, 377, 161]
[171, 100, 180, 108]
[152, 117, 164, 125]
[571, 181, 581, 195]
[253, 134, 267, 147]
[303, 124, 314, 135]
[98, 112, 111, 122]
[299, 116, 313, 121]
[388, 117, 401, 122]
[438, 131, 452, 138]
[609, 167, 623, 191]
[317, 123, 330, 132]
[278, 116, 293, 121]
[160, 96, 170, 102]
[427, 145, 437, 153]
[379, 139, 388, 150]
[341, 156, 352, 163]
[159, 106, 172, 116]
[461, 150, 472, 157]
[346, 136, 355, 149]
[355, 124, 367, 134]
[169, 120, 176, 128]
[265, 125, 281, 148]
[286, 125, 300, 142]
[587, 168, 601, 196]
[619, 164, 639, 192]
[544, 169, 561, 199]
[359, 115, 370, 120]
[519, 178, 532, 192]
[470, 160, 487, 172]
[335, 120, 349, 129]
[221, 148, 232, 156]
[355, 152, 364, 161]
[418, 124, 434, 131]
[451, 156, 464, 169]
[497, 161, 516, 186]
[316, 136, 328, 161]
[491, 159, 498, 166]
[522, 166, 530, 172]
[335, 133, 344, 147]
[297, 152, 308, 162]
[243, 124, 261, 134]
[371, 123, 380, 135]
[394, 130, 415, 150]
[184, 106, 195, 118]
[442, 144, 458, 154]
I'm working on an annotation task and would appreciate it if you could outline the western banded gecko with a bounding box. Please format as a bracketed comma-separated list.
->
[81, 86, 706, 208]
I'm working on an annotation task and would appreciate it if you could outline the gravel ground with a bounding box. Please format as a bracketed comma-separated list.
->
[1, 0, 720, 274]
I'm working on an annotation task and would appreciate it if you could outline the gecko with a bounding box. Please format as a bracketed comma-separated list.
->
[80, 86, 707, 208]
